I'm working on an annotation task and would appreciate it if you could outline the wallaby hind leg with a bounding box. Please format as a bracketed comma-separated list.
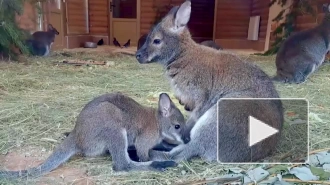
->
[293, 63, 316, 84]
[106, 129, 132, 171]
[135, 135, 157, 162]
[106, 129, 177, 172]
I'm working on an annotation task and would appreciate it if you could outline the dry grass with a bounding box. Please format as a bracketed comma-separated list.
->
[0, 49, 329, 184]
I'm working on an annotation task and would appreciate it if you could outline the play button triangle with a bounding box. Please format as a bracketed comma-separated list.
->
[249, 116, 279, 147]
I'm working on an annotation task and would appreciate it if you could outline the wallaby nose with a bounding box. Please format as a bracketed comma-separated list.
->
[135, 52, 141, 60]
[183, 136, 191, 144]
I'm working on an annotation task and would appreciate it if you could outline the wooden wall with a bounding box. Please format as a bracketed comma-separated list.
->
[88, 0, 108, 35]
[66, 0, 88, 35]
[140, 0, 155, 36]
[16, 2, 37, 32]
[215, 0, 250, 40]
[214, 0, 252, 49]
[251, 0, 269, 40]
[213, 0, 270, 51]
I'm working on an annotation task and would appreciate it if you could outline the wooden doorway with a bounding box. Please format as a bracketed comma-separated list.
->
[45, 0, 64, 49]
[109, 0, 140, 46]
[188, 0, 216, 43]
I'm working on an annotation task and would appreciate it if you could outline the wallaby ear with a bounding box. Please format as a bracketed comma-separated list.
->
[48, 24, 54, 30]
[158, 93, 172, 117]
[173, 0, 191, 31]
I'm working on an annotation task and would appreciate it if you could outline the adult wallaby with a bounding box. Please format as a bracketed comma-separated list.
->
[26, 24, 59, 56]
[273, 4, 330, 84]
[200, 40, 223, 50]
[135, 1, 283, 163]
[0, 92, 184, 179]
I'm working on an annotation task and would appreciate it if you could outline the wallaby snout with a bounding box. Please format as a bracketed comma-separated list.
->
[135, 50, 146, 63]
[182, 135, 191, 144]
[48, 24, 59, 35]
[135, 40, 153, 64]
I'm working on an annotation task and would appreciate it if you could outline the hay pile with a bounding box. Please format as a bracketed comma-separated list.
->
[0, 50, 329, 184]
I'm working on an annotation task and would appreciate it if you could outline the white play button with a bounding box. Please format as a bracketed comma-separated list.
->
[249, 116, 279, 147]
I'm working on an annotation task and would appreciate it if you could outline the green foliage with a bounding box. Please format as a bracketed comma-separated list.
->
[261, 0, 316, 56]
[0, 0, 41, 60]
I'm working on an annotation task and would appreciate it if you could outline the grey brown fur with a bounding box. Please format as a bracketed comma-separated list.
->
[200, 40, 222, 50]
[26, 24, 59, 56]
[0, 92, 184, 179]
[273, 5, 330, 84]
[136, 1, 283, 163]
[138, 34, 148, 50]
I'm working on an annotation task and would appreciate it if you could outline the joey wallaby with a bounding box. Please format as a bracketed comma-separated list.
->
[136, 1, 283, 163]
[273, 4, 330, 84]
[200, 40, 223, 50]
[26, 24, 59, 56]
[0, 92, 184, 179]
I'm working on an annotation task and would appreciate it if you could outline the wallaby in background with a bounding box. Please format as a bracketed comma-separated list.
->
[136, 1, 283, 163]
[200, 40, 223, 50]
[0, 92, 184, 179]
[138, 34, 148, 50]
[273, 4, 330, 84]
[26, 24, 59, 56]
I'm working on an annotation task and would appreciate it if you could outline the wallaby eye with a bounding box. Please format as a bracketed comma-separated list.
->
[153, 39, 161, 45]
[175, 125, 180, 129]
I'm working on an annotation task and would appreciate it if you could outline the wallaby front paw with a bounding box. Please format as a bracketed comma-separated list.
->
[150, 161, 178, 171]
[149, 150, 170, 161]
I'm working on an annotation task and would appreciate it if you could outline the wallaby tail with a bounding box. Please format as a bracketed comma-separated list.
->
[0, 134, 77, 180]
[127, 160, 177, 171]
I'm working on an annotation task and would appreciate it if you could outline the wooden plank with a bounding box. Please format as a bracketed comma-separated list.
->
[89, 21, 107, 27]
[67, 15, 86, 21]
[88, 5, 108, 11]
[89, 16, 108, 22]
[67, 26, 88, 34]
[89, 27, 108, 34]
[215, 0, 250, 40]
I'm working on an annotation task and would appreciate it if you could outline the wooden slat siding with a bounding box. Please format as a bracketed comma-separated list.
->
[215, 0, 251, 39]
[250, 0, 269, 40]
[140, 0, 214, 41]
[16, 2, 37, 32]
[140, 0, 158, 36]
[88, 0, 108, 35]
[140, 0, 182, 36]
[66, 0, 88, 35]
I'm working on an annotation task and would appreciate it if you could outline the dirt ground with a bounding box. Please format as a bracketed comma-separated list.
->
[0, 146, 93, 185]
